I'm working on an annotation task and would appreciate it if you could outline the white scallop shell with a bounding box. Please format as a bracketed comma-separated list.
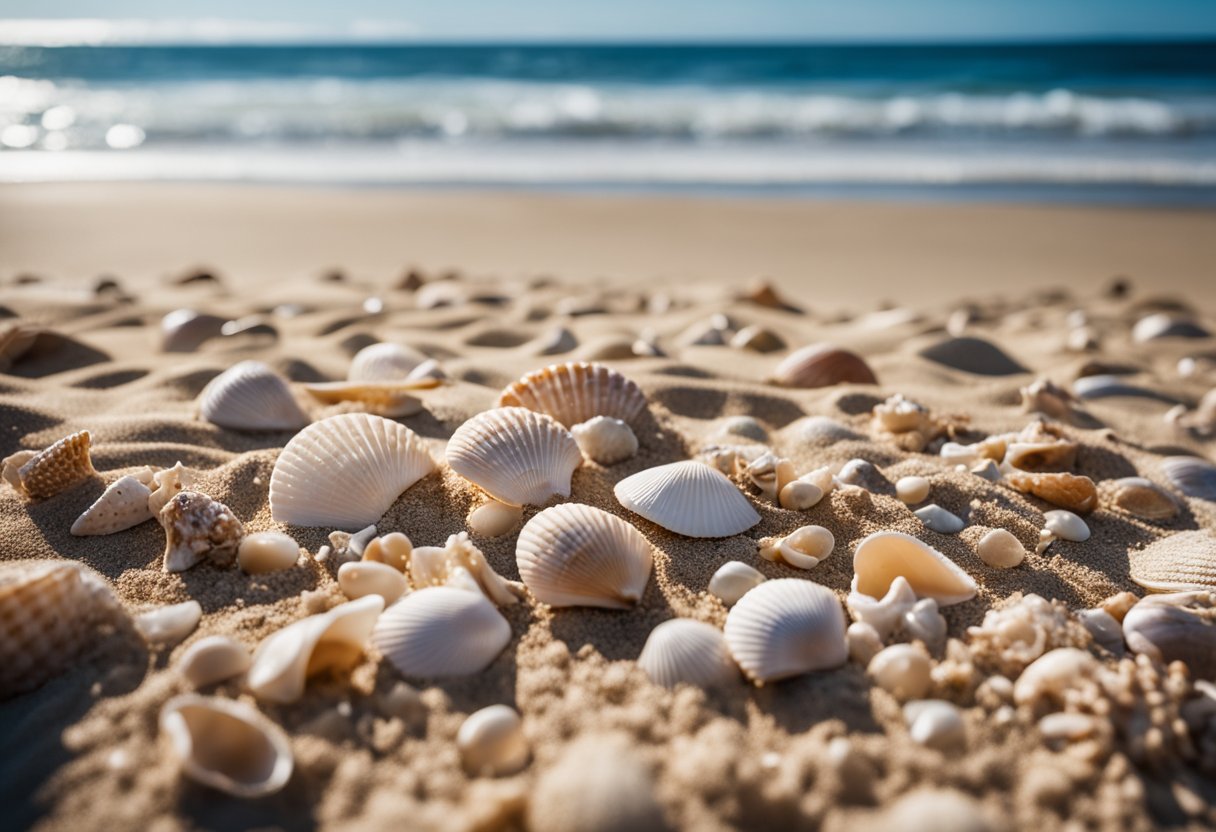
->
[1161, 456, 1216, 501]
[71, 474, 153, 535]
[247, 595, 384, 704]
[160, 694, 293, 798]
[445, 407, 582, 507]
[178, 635, 251, 688]
[852, 531, 977, 607]
[708, 560, 766, 606]
[348, 342, 428, 381]
[198, 361, 309, 431]
[373, 586, 511, 678]
[457, 704, 530, 777]
[637, 619, 738, 689]
[516, 504, 653, 609]
[723, 578, 848, 684]
[496, 361, 648, 427]
[1128, 530, 1216, 592]
[614, 460, 760, 538]
[270, 412, 436, 529]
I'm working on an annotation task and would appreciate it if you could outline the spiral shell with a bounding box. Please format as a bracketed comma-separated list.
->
[723, 578, 848, 684]
[770, 344, 877, 388]
[2, 430, 96, 501]
[159, 490, 245, 573]
[372, 586, 511, 678]
[496, 361, 647, 427]
[637, 618, 738, 689]
[852, 531, 977, 607]
[614, 460, 760, 538]
[446, 407, 582, 507]
[197, 361, 309, 431]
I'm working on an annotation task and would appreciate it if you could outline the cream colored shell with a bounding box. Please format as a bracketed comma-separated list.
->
[467, 500, 523, 538]
[178, 635, 252, 687]
[338, 561, 408, 605]
[372, 586, 511, 678]
[71, 474, 154, 535]
[708, 561, 766, 606]
[723, 578, 848, 684]
[1129, 530, 1216, 592]
[496, 361, 648, 427]
[446, 407, 582, 507]
[238, 531, 300, 574]
[197, 360, 309, 431]
[571, 416, 639, 465]
[409, 532, 525, 607]
[135, 600, 202, 647]
[614, 460, 760, 538]
[758, 525, 834, 570]
[348, 342, 428, 381]
[457, 704, 530, 777]
[637, 618, 738, 689]
[852, 531, 977, 606]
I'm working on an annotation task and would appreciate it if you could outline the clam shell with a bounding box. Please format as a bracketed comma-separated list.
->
[770, 343, 877, 388]
[161, 309, 225, 352]
[852, 531, 977, 607]
[247, 595, 384, 703]
[445, 407, 582, 507]
[1161, 456, 1216, 501]
[637, 619, 738, 689]
[348, 342, 428, 381]
[2, 430, 96, 501]
[159, 490, 245, 573]
[135, 600, 202, 647]
[571, 416, 638, 465]
[198, 361, 309, 431]
[708, 561, 766, 606]
[160, 694, 293, 798]
[71, 474, 154, 535]
[1132, 313, 1210, 342]
[270, 412, 435, 529]
[614, 460, 760, 538]
[1129, 530, 1216, 592]
[178, 635, 251, 687]
[457, 704, 530, 777]
[1006, 471, 1098, 514]
[237, 531, 300, 574]
[1123, 594, 1216, 678]
[372, 586, 511, 678]
[496, 361, 647, 427]
[723, 578, 848, 684]
[516, 504, 653, 609]
[1108, 477, 1179, 520]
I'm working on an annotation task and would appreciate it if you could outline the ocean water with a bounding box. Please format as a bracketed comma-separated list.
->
[1, 41, 1214, 202]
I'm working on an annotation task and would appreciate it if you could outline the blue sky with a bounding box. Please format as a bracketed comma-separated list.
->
[3, 0, 1216, 42]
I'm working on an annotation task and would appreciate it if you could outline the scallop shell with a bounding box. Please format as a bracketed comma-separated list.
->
[197, 361, 309, 431]
[160, 695, 293, 798]
[2, 430, 96, 501]
[1123, 594, 1216, 679]
[270, 412, 436, 529]
[247, 595, 384, 704]
[71, 474, 154, 535]
[638, 619, 739, 689]
[1161, 456, 1216, 501]
[496, 362, 647, 427]
[770, 343, 877, 388]
[614, 460, 760, 538]
[1006, 471, 1098, 514]
[723, 578, 848, 684]
[457, 705, 530, 777]
[1129, 530, 1216, 592]
[410, 532, 526, 607]
[759, 525, 834, 570]
[159, 490, 245, 573]
[446, 407, 581, 507]
[302, 378, 439, 417]
[1108, 477, 1179, 520]
[135, 600, 202, 647]
[571, 416, 639, 465]
[178, 635, 251, 688]
[708, 561, 766, 606]
[372, 586, 511, 678]
[348, 342, 428, 381]
[852, 531, 977, 607]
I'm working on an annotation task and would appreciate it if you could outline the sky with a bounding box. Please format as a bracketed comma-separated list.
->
[2, 0, 1216, 43]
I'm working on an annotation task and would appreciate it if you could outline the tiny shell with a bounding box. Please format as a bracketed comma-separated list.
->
[238, 531, 300, 574]
[409, 532, 525, 607]
[614, 460, 760, 538]
[496, 362, 648, 427]
[638, 619, 738, 689]
[1108, 477, 1179, 520]
[1013, 647, 1097, 706]
[904, 700, 965, 751]
[847, 575, 917, 639]
[1077, 609, 1124, 656]
[730, 325, 785, 353]
[178, 635, 251, 687]
[778, 479, 824, 510]
[197, 361, 309, 431]
[896, 476, 930, 505]
[148, 462, 191, 516]
[71, 474, 153, 535]
[457, 704, 530, 777]
[770, 343, 877, 388]
[339, 561, 408, 604]
[2, 430, 96, 501]
[1044, 509, 1090, 542]
[914, 504, 965, 534]
[372, 586, 511, 678]
[1006, 471, 1098, 513]
[348, 342, 428, 381]
[977, 529, 1026, 568]
[0, 322, 40, 371]
[1005, 440, 1078, 473]
[852, 531, 977, 607]
[160, 309, 225, 352]
[903, 598, 947, 655]
[135, 600, 202, 647]
[1073, 374, 1176, 402]
[1132, 312, 1209, 342]
[1128, 530, 1216, 592]
[1123, 594, 1216, 679]
[1020, 379, 1078, 423]
[723, 578, 847, 684]
[740, 452, 796, 502]
[362, 532, 413, 570]
[868, 643, 932, 700]
[847, 622, 884, 666]
[917, 336, 1025, 376]
[758, 525, 834, 570]
[159, 490, 245, 573]
[1161, 456, 1216, 501]
[708, 561, 766, 606]
[571, 416, 638, 465]
[446, 407, 582, 507]
[467, 501, 523, 538]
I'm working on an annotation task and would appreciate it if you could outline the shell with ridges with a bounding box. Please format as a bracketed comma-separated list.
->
[2, 430, 96, 501]
[348, 342, 428, 381]
[446, 407, 581, 507]
[614, 460, 760, 538]
[638, 619, 738, 689]
[723, 578, 848, 684]
[372, 586, 511, 678]
[71, 474, 153, 535]
[496, 361, 647, 427]
[1161, 456, 1216, 501]
[1129, 530, 1216, 592]
[198, 361, 309, 431]
[770, 343, 877, 388]
[852, 531, 977, 607]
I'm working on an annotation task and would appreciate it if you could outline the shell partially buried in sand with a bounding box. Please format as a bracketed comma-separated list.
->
[638, 618, 738, 689]
[348, 341, 429, 382]
[496, 361, 648, 427]
[614, 460, 760, 538]
[71, 474, 154, 536]
[769, 343, 877, 388]
[724, 578, 847, 684]
[2, 430, 96, 501]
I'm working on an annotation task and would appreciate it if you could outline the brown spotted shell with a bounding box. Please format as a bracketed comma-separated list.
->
[770, 344, 877, 389]
[1129, 531, 1216, 592]
[1006, 471, 1098, 514]
[496, 362, 647, 428]
[2, 430, 96, 501]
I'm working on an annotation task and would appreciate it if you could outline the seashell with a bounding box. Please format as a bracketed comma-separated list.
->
[571, 416, 638, 465]
[1005, 440, 1077, 473]
[325, 524, 378, 565]
[1128, 530, 1216, 592]
[496, 362, 648, 427]
[0, 321, 40, 371]
[759, 525, 834, 570]
[530, 325, 578, 356]
[1013, 647, 1097, 707]
[917, 336, 1026, 376]
[868, 643, 932, 700]
[970, 459, 1001, 481]
[770, 343, 877, 388]
[1077, 608, 1124, 656]
[737, 278, 799, 312]
[160, 309, 226, 352]
[339, 561, 408, 605]
[516, 504, 652, 609]
[847, 575, 917, 639]
[270, 412, 435, 528]
[871, 789, 990, 831]
[729, 325, 785, 353]
[1108, 476, 1179, 520]
[135, 600, 202, 647]
[71, 474, 153, 535]
[614, 460, 760, 538]
[914, 504, 965, 534]
[837, 458, 888, 491]
[714, 415, 769, 443]
[1161, 456, 1216, 501]
[1132, 312, 1209, 342]
[723, 578, 847, 684]
[148, 462, 191, 516]
[786, 415, 862, 444]
[178, 635, 252, 687]
[409, 532, 525, 607]
[160, 694, 293, 798]
[896, 476, 930, 505]
[1123, 594, 1216, 679]
[362, 532, 412, 571]
[1102, 591, 1139, 623]
[372, 586, 511, 678]
[446, 407, 581, 507]
[872, 394, 933, 435]
[852, 531, 977, 607]
[302, 378, 439, 417]
[977, 529, 1026, 568]
[1021, 378, 1079, 423]
[638, 619, 738, 689]
[238, 531, 300, 574]
[247, 595, 384, 703]
[1073, 374, 1177, 403]
[939, 442, 981, 466]
[699, 442, 767, 475]
[2, 430, 96, 501]
[779, 479, 824, 510]
[467, 500, 523, 538]
[197, 361, 309, 431]
[457, 704, 530, 777]
[1006, 471, 1098, 514]
[1035, 509, 1091, 554]
[708, 561, 766, 606]
[159, 490, 245, 573]
[904, 700, 965, 751]
[903, 598, 947, 655]
[740, 452, 796, 503]
[847, 621, 884, 665]
[348, 342, 428, 381]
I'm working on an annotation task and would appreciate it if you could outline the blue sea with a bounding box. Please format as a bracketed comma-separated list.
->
[1, 41, 1215, 202]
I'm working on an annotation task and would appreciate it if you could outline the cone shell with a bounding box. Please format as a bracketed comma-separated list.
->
[638, 619, 738, 689]
[2, 430, 96, 501]
[348, 342, 428, 381]
[516, 504, 653, 609]
[270, 412, 436, 529]
[445, 407, 581, 507]
[852, 531, 977, 607]
[1129, 530, 1216, 592]
[71, 474, 154, 535]
[770, 344, 877, 389]
[724, 578, 847, 684]
[198, 361, 309, 431]
[1161, 456, 1216, 501]
[496, 362, 648, 428]
[372, 586, 511, 678]
[614, 460, 760, 538]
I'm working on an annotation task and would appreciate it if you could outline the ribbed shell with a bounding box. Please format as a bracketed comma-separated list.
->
[270, 412, 435, 529]
[770, 344, 877, 388]
[1162, 456, 1216, 501]
[614, 460, 760, 538]
[1129, 530, 1216, 592]
[446, 407, 582, 507]
[516, 504, 653, 609]
[2, 430, 96, 501]
[496, 362, 648, 427]
[852, 531, 977, 606]
[349, 342, 428, 381]
[71, 474, 153, 535]
[198, 361, 309, 431]
[637, 619, 738, 689]
[372, 586, 511, 678]
[723, 578, 847, 684]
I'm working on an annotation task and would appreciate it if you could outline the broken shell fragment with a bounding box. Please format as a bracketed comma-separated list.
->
[237, 531, 300, 574]
[914, 504, 965, 535]
[467, 500, 523, 538]
[1006, 471, 1098, 514]
[372, 586, 511, 678]
[409, 532, 525, 607]
[614, 460, 760, 538]
[71, 474, 154, 535]
[302, 378, 438, 417]
[904, 700, 965, 751]
[770, 344, 877, 388]
[178, 636, 252, 688]
[758, 525, 834, 570]
[847, 575, 917, 640]
[197, 361, 309, 431]
[338, 561, 408, 605]
[977, 529, 1026, 568]
[571, 416, 638, 465]
[496, 362, 648, 427]
[1128, 530, 1216, 592]
[852, 531, 977, 606]
[362, 532, 412, 571]
[148, 462, 191, 516]
[740, 452, 796, 502]
[2, 430, 96, 501]
[446, 407, 582, 507]
[638, 619, 738, 689]
[135, 600, 202, 648]
[457, 704, 530, 777]
[1035, 509, 1091, 555]
[159, 491, 245, 573]
[1108, 477, 1180, 520]
[724, 578, 847, 684]
[708, 561, 766, 606]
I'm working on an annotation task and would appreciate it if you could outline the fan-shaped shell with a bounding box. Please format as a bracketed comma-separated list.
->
[1162, 456, 1216, 501]
[516, 504, 653, 609]
[496, 362, 648, 427]
[348, 342, 429, 381]
[198, 361, 309, 431]
[770, 344, 877, 388]
[638, 619, 738, 689]
[614, 460, 760, 538]
[445, 407, 581, 507]
[372, 586, 511, 678]
[1129, 530, 1216, 592]
[852, 531, 977, 607]
[270, 412, 436, 529]
[71, 474, 153, 535]
[2, 430, 96, 501]
[723, 578, 848, 684]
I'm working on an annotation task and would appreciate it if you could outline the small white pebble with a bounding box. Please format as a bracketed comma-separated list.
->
[896, 476, 930, 505]
[238, 531, 300, 574]
[977, 528, 1026, 568]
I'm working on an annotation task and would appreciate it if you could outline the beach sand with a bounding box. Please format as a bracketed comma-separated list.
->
[1, 184, 1216, 831]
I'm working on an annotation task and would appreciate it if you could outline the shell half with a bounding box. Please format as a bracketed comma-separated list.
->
[2, 430, 96, 501]
[198, 361, 309, 431]
[614, 460, 760, 538]
[1161, 456, 1216, 501]
[1129, 530, 1216, 592]
[445, 407, 581, 507]
[372, 586, 511, 678]
[852, 531, 977, 607]
[770, 344, 878, 388]
[638, 619, 738, 689]
[723, 578, 848, 684]
[496, 361, 648, 427]
[71, 474, 154, 535]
